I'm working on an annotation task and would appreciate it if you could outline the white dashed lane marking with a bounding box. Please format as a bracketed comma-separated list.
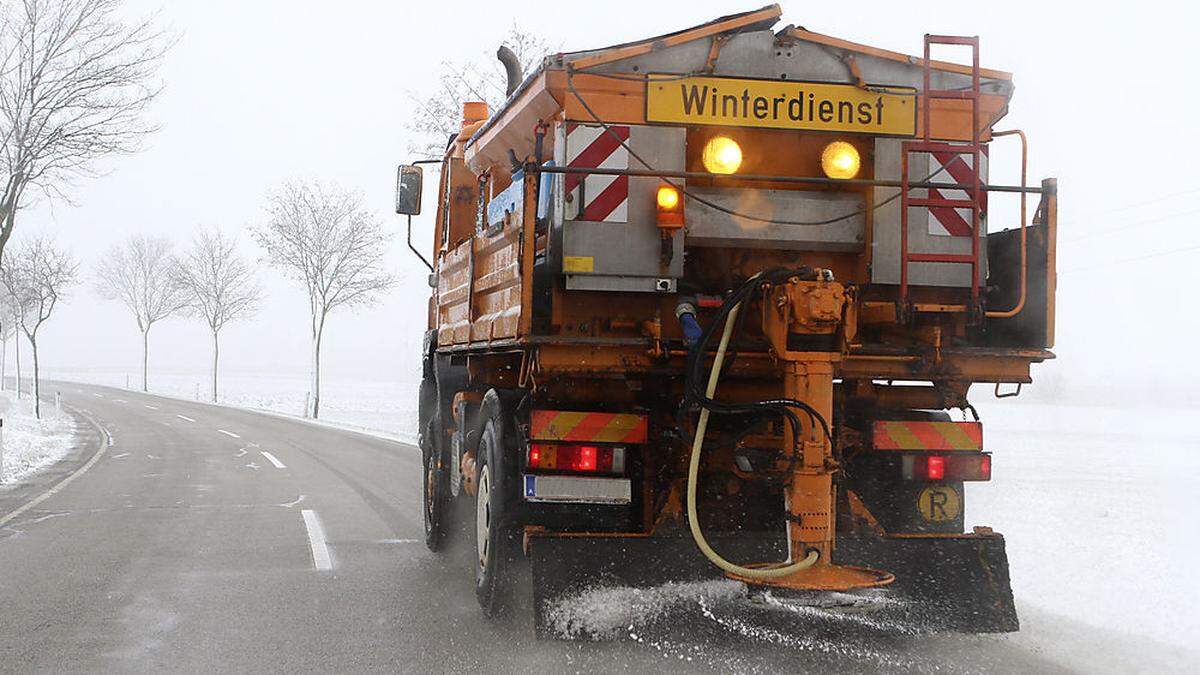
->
[144, 404, 159, 410]
[217, 429, 241, 439]
[176, 415, 195, 422]
[300, 510, 333, 571]
[260, 451, 287, 469]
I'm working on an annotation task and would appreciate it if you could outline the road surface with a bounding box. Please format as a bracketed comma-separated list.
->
[0, 382, 1186, 673]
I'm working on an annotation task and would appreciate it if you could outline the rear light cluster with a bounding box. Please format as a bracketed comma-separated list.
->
[902, 453, 991, 482]
[528, 443, 626, 474]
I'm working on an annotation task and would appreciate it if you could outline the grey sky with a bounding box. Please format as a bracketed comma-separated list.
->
[19, 0, 1200, 402]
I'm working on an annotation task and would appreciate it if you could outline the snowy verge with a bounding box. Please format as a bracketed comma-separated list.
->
[0, 391, 79, 486]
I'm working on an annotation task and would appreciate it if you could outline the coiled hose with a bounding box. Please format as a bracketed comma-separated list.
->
[685, 301, 820, 578]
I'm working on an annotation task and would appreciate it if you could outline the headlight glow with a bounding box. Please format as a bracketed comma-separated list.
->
[702, 136, 743, 175]
[820, 141, 861, 180]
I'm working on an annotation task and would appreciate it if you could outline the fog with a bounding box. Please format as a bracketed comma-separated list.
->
[19, 0, 1200, 407]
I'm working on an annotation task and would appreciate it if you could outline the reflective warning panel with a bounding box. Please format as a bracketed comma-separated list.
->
[530, 410, 648, 444]
[646, 75, 917, 137]
[873, 421, 983, 451]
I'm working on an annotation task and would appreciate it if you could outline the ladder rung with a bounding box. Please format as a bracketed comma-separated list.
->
[925, 35, 979, 46]
[908, 197, 979, 210]
[902, 141, 982, 155]
[926, 89, 979, 100]
[907, 252, 976, 264]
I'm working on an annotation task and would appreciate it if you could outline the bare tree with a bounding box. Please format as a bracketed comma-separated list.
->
[175, 229, 260, 403]
[94, 234, 187, 391]
[0, 0, 172, 260]
[0, 235, 77, 417]
[0, 292, 14, 390]
[7, 291, 20, 396]
[406, 25, 555, 156]
[254, 180, 394, 419]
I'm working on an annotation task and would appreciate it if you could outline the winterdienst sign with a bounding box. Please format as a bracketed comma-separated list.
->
[646, 75, 917, 137]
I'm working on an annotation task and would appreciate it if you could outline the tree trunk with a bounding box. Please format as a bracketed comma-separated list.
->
[1, 332, 6, 391]
[30, 336, 39, 419]
[14, 329, 21, 399]
[211, 330, 219, 403]
[311, 320, 324, 419]
[141, 326, 150, 392]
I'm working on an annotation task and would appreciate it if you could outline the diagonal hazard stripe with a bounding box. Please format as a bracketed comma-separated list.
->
[927, 187, 973, 236]
[566, 126, 629, 194]
[530, 410, 648, 443]
[580, 175, 628, 222]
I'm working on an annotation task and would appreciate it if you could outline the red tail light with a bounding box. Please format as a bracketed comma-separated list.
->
[902, 453, 991, 481]
[926, 455, 946, 480]
[528, 443, 626, 474]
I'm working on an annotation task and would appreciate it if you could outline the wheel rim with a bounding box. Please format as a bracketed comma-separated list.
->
[424, 451, 435, 528]
[476, 464, 491, 571]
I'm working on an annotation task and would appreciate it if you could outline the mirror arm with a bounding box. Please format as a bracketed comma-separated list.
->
[407, 215, 434, 273]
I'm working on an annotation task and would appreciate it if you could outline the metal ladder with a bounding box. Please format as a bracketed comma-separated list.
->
[899, 35, 984, 315]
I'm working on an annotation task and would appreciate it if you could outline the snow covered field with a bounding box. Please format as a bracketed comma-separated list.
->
[0, 390, 79, 486]
[44, 367, 421, 443]
[970, 399, 1200, 651]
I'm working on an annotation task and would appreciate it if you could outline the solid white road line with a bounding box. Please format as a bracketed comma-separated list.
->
[260, 451, 287, 469]
[300, 509, 333, 571]
[217, 429, 241, 439]
[0, 414, 112, 528]
[144, 404, 159, 410]
[176, 414, 195, 422]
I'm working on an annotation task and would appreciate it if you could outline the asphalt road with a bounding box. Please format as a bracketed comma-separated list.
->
[0, 382, 1180, 673]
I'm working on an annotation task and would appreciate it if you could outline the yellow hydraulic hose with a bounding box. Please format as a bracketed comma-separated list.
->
[686, 302, 820, 579]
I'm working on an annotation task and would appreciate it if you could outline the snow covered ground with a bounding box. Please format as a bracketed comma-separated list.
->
[970, 399, 1200, 652]
[44, 367, 421, 443]
[0, 390, 79, 486]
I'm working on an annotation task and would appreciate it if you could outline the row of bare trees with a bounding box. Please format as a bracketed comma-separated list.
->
[0, 236, 76, 417]
[92, 180, 394, 418]
[0, 0, 169, 417]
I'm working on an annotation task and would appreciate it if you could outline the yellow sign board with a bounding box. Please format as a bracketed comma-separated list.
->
[646, 75, 916, 137]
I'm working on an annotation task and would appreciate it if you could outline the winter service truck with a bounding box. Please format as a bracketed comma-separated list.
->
[395, 4, 1056, 636]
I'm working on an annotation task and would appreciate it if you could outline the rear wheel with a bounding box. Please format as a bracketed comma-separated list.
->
[474, 391, 517, 617]
[420, 377, 447, 552]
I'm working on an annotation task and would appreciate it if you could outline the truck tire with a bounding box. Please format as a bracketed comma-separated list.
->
[474, 390, 518, 617]
[420, 375, 448, 552]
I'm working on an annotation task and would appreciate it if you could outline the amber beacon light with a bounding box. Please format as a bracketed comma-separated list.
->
[820, 141, 861, 179]
[701, 136, 743, 174]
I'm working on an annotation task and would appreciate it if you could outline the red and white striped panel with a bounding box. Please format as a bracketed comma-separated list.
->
[565, 123, 629, 223]
[927, 145, 989, 237]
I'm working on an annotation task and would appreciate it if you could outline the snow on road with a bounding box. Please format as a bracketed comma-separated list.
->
[0, 391, 78, 486]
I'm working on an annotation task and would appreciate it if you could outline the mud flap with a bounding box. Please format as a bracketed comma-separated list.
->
[834, 532, 1019, 633]
[528, 531, 784, 638]
[529, 529, 1017, 638]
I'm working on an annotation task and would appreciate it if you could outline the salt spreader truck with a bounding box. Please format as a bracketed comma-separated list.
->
[395, 5, 1056, 636]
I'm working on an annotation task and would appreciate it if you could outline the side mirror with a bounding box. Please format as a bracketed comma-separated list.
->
[395, 165, 423, 215]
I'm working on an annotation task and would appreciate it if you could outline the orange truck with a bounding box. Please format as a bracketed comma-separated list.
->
[395, 5, 1055, 636]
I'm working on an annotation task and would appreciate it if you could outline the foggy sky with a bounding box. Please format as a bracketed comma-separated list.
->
[18, 0, 1200, 405]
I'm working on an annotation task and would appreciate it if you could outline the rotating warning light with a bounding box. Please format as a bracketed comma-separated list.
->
[702, 136, 743, 174]
[820, 141, 861, 180]
[656, 184, 681, 210]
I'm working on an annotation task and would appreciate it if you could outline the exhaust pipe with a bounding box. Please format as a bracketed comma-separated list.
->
[497, 45, 522, 97]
